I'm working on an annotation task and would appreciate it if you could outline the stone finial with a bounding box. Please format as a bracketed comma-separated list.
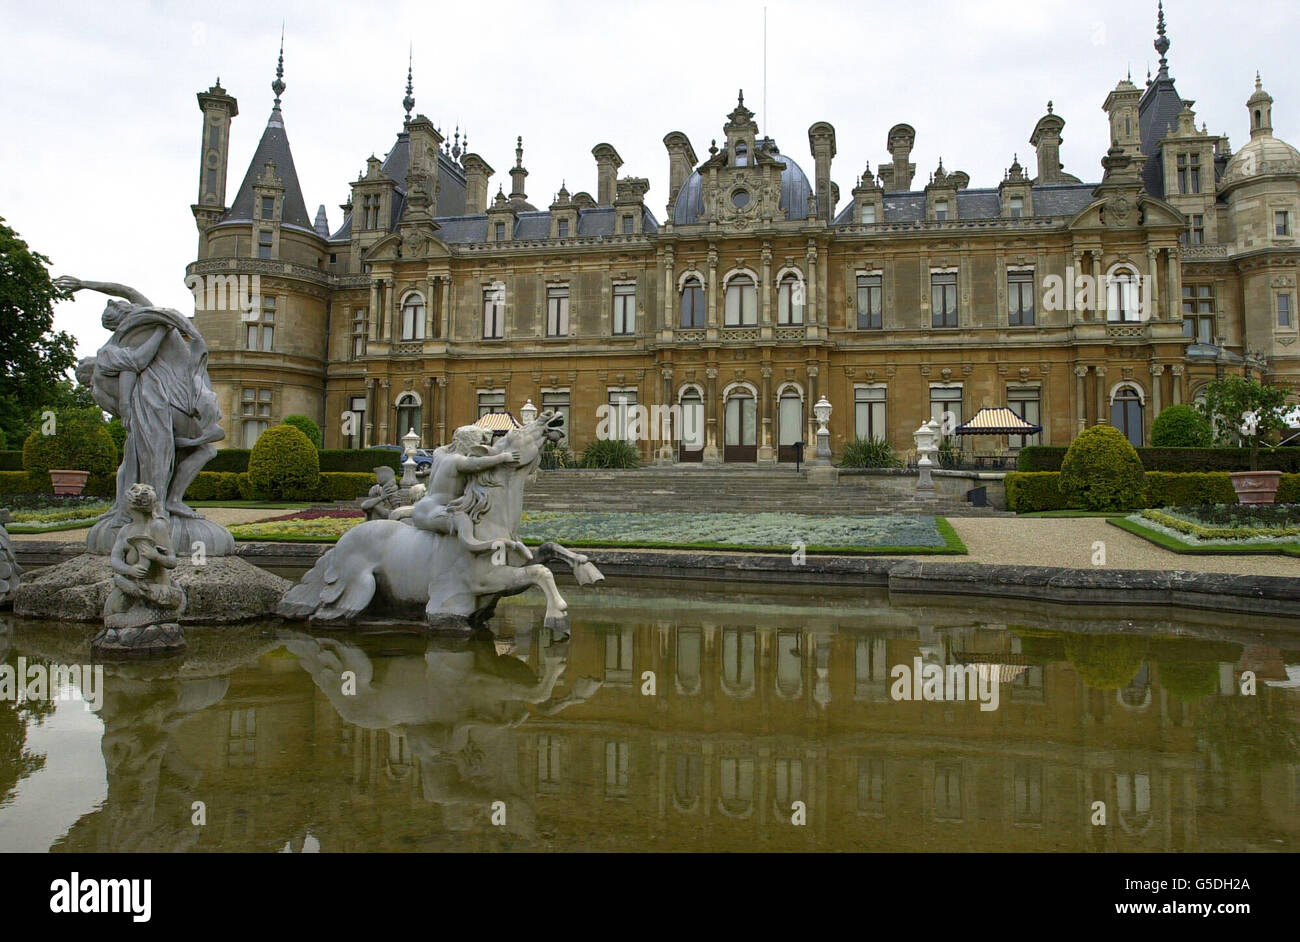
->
[272, 25, 286, 108]
[403, 47, 415, 123]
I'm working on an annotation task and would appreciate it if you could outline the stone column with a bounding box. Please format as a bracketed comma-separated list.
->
[440, 278, 452, 339]
[365, 377, 377, 447]
[706, 245, 719, 336]
[1091, 254, 1103, 322]
[806, 242, 819, 335]
[369, 281, 382, 341]
[424, 376, 435, 445]
[1150, 363, 1164, 421]
[1146, 248, 1160, 322]
[378, 377, 391, 443]
[704, 365, 720, 463]
[758, 363, 775, 463]
[662, 247, 675, 335]
[806, 363, 820, 448]
[425, 277, 437, 339]
[437, 375, 449, 442]
[1170, 365, 1184, 405]
[760, 242, 773, 331]
[383, 278, 396, 340]
[1168, 247, 1182, 323]
[657, 365, 675, 465]
[1071, 252, 1084, 322]
[1094, 365, 1108, 425]
[1074, 365, 1088, 434]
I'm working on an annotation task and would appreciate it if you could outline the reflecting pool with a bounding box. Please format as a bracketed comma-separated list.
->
[1, 583, 1297, 852]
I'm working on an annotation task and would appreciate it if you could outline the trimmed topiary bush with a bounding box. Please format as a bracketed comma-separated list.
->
[579, 439, 640, 469]
[840, 437, 902, 469]
[21, 408, 118, 491]
[0, 451, 25, 471]
[1143, 471, 1237, 507]
[1059, 425, 1146, 511]
[1278, 474, 1300, 504]
[1151, 404, 1213, 448]
[247, 424, 320, 500]
[281, 414, 323, 450]
[315, 472, 374, 501]
[1004, 472, 1070, 512]
[236, 472, 256, 500]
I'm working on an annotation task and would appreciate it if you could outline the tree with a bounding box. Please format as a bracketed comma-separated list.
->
[1198, 375, 1290, 470]
[0, 218, 79, 447]
[1150, 404, 1213, 447]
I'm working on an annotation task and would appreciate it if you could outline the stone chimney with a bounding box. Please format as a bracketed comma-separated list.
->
[886, 124, 916, 191]
[663, 131, 698, 212]
[592, 143, 623, 205]
[808, 121, 837, 223]
[1030, 102, 1067, 183]
[461, 153, 494, 214]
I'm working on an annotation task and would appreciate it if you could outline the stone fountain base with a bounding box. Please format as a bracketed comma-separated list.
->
[13, 554, 289, 624]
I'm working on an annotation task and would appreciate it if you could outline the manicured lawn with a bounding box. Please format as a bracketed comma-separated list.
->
[1108, 516, 1300, 557]
[228, 510, 969, 556]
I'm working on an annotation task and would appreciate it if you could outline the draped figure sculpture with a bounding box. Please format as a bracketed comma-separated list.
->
[56, 277, 234, 556]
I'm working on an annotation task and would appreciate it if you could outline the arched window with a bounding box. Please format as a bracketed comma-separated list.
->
[1110, 385, 1144, 446]
[734, 140, 749, 167]
[680, 276, 705, 328]
[777, 272, 805, 325]
[400, 292, 425, 340]
[724, 274, 757, 327]
[395, 393, 421, 440]
[1107, 268, 1141, 323]
[678, 386, 705, 459]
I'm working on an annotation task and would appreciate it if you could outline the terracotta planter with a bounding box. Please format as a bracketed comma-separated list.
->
[1229, 470, 1283, 505]
[49, 469, 90, 497]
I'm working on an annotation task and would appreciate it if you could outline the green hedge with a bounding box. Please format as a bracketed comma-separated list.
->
[1005, 471, 1300, 512]
[0, 451, 23, 471]
[182, 470, 374, 502]
[0, 471, 32, 495]
[183, 471, 244, 502]
[315, 472, 374, 501]
[1019, 445, 1300, 473]
[203, 448, 404, 474]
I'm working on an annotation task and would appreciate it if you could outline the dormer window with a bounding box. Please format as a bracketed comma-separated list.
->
[934, 199, 949, 221]
[261, 196, 275, 220]
[557, 218, 570, 238]
[1009, 196, 1024, 218]
[734, 141, 748, 167]
[494, 221, 506, 242]
[860, 204, 876, 224]
[621, 214, 634, 234]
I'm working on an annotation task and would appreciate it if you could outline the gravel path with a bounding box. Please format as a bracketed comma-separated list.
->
[7, 507, 289, 543]
[927, 517, 1300, 578]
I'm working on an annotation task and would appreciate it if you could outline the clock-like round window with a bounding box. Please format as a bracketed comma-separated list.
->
[731, 188, 751, 209]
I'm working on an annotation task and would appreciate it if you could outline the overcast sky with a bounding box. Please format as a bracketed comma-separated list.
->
[3, 0, 1296, 362]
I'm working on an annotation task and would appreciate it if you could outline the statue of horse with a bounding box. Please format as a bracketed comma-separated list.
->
[276, 411, 602, 630]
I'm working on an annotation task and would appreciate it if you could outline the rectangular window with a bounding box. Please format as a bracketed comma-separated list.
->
[612, 283, 636, 335]
[930, 386, 963, 436]
[536, 735, 562, 788]
[854, 386, 886, 441]
[933, 199, 948, 221]
[1280, 293, 1293, 328]
[1188, 214, 1204, 245]
[494, 221, 506, 242]
[351, 309, 367, 359]
[1007, 269, 1035, 326]
[261, 196, 275, 219]
[604, 741, 630, 797]
[477, 389, 506, 418]
[856, 273, 882, 330]
[604, 626, 634, 682]
[621, 214, 634, 234]
[482, 286, 504, 339]
[1190, 153, 1201, 194]
[541, 390, 570, 442]
[680, 279, 705, 328]
[1276, 210, 1291, 237]
[860, 204, 876, 224]
[930, 271, 958, 327]
[345, 395, 367, 449]
[1182, 284, 1215, 343]
[556, 218, 570, 238]
[1176, 153, 1188, 195]
[245, 296, 275, 351]
[546, 285, 570, 337]
[607, 388, 638, 441]
[1009, 196, 1024, 218]
[240, 388, 272, 448]
[257, 229, 273, 259]
[1007, 387, 1041, 448]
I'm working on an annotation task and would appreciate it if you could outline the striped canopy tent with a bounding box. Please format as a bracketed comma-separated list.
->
[952, 407, 1042, 436]
[473, 412, 521, 435]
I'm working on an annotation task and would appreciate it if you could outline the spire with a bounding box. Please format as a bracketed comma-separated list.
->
[402, 46, 414, 123]
[515, 135, 524, 169]
[509, 135, 529, 202]
[271, 25, 286, 109]
[1154, 1, 1170, 78]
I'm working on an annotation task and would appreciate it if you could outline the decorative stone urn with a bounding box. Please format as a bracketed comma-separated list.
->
[812, 396, 833, 465]
[913, 419, 941, 492]
[49, 469, 90, 496]
[1229, 470, 1283, 504]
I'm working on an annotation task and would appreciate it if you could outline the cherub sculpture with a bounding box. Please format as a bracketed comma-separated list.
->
[95, 483, 186, 657]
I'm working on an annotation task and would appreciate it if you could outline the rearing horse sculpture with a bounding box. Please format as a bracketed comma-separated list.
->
[277, 411, 602, 630]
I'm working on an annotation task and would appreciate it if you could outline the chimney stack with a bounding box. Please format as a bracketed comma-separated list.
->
[592, 143, 623, 205]
[461, 153, 494, 214]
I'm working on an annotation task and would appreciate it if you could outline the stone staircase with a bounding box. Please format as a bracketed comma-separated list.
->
[523, 468, 1011, 516]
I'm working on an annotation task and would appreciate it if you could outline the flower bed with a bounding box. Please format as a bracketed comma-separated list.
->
[3, 497, 112, 532]
[1136, 505, 1300, 544]
[228, 508, 966, 554]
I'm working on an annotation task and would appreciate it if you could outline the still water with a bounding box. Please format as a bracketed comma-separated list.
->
[1, 583, 1298, 852]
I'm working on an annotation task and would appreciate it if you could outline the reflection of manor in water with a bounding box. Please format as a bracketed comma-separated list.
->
[47, 607, 1300, 853]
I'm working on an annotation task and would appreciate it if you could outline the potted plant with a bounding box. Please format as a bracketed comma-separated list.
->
[21, 408, 118, 499]
[1199, 375, 1290, 504]
[48, 468, 91, 496]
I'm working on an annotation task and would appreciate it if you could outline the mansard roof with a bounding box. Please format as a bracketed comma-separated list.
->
[831, 181, 1097, 225]
[222, 106, 315, 231]
[1137, 73, 1184, 198]
[431, 205, 659, 244]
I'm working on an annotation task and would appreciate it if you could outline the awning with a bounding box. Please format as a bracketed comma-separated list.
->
[473, 412, 521, 432]
[953, 407, 1042, 436]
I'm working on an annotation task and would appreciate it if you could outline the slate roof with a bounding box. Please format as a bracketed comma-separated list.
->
[222, 106, 314, 231]
[832, 182, 1097, 225]
[424, 205, 659, 245]
[1137, 72, 1184, 198]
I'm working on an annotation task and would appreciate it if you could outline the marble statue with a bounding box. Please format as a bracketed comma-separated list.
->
[361, 465, 415, 520]
[55, 276, 234, 557]
[277, 410, 603, 631]
[94, 483, 186, 657]
[0, 511, 21, 607]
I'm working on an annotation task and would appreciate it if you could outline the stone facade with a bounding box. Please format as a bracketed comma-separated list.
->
[189, 10, 1299, 462]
